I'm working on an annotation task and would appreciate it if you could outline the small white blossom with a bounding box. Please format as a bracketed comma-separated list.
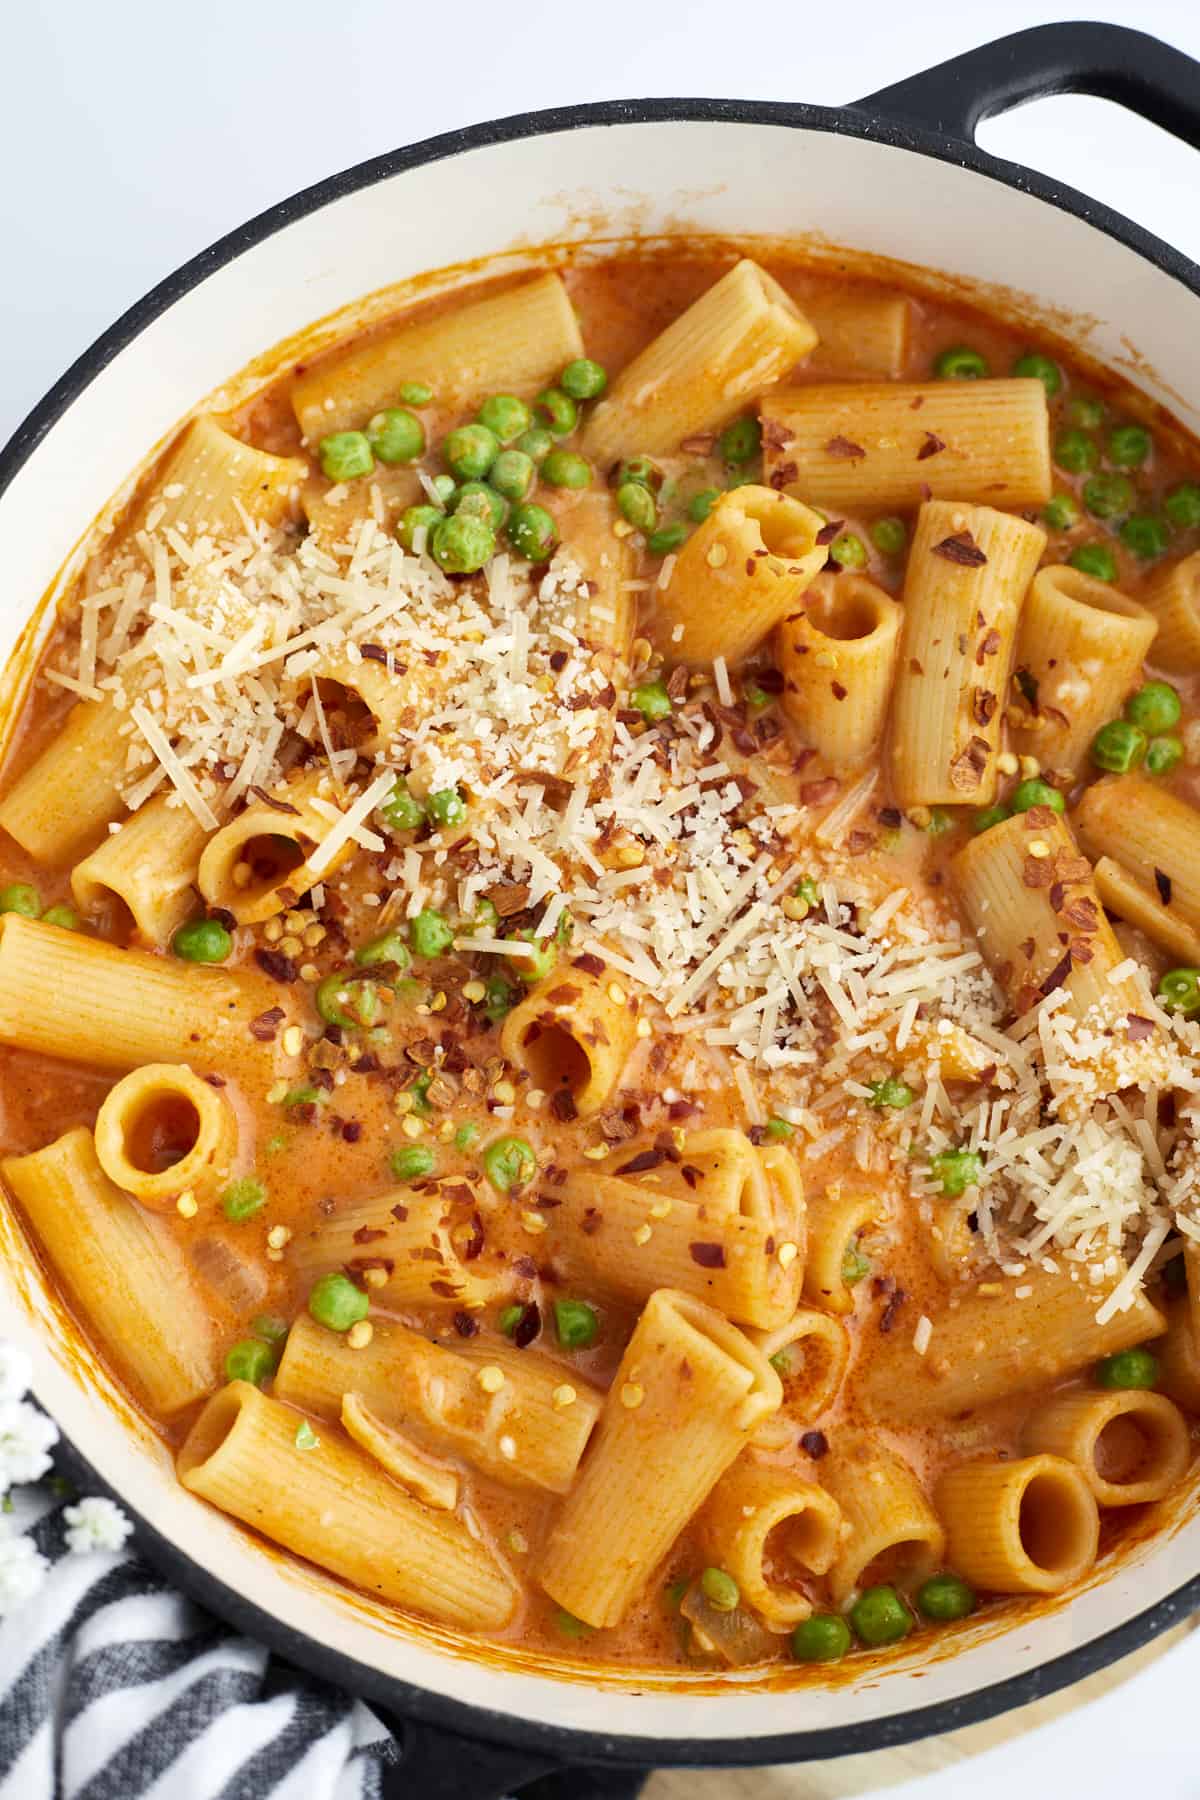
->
[0, 1345, 32, 1404]
[63, 1496, 133, 1555]
[0, 1399, 58, 1492]
[0, 1527, 48, 1616]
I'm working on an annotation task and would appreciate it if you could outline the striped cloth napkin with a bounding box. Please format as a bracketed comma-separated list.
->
[0, 1476, 649, 1800]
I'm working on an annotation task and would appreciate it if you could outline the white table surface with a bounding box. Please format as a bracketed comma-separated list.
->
[5, 1, 1200, 1793]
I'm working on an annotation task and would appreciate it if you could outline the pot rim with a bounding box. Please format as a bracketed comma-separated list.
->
[6, 90, 1200, 1767]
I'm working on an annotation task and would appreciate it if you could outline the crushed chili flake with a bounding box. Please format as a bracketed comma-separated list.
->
[799, 1430, 829, 1459]
[975, 627, 1002, 664]
[933, 531, 988, 567]
[549, 1088, 578, 1122]
[768, 461, 798, 490]
[972, 689, 997, 726]
[513, 1301, 541, 1348]
[453, 1311, 479, 1337]
[1040, 950, 1074, 996]
[617, 1149, 666, 1175]
[824, 435, 866, 460]
[249, 1006, 285, 1042]
[814, 519, 845, 546]
[800, 777, 840, 808]
[689, 1242, 726, 1268]
[1127, 1013, 1156, 1041]
[917, 431, 946, 461]
[831, 680, 848, 702]
[341, 1120, 362, 1143]
[1155, 868, 1173, 906]
[247, 786, 300, 815]
[949, 736, 991, 791]
[255, 948, 298, 984]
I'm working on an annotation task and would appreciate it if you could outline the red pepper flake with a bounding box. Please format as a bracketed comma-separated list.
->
[1040, 950, 1073, 996]
[824, 435, 866, 460]
[248, 1005, 285, 1042]
[800, 1430, 829, 1458]
[513, 1301, 541, 1348]
[800, 777, 840, 808]
[848, 828, 876, 856]
[486, 882, 531, 918]
[617, 1148, 666, 1175]
[549, 650, 568, 672]
[1064, 898, 1099, 932]
[203, 1073, 227, 1088]
[1049, 882, 1066, 914]
[949, 736, 991, 791]
[933, 531, 988, 567]
[681, 1163, 703, 1188]
[814, 519, 845, 546]
[689, 1242, 726, 1268]
[909, 657, 925, 676]
[549, 1088, 578, 1122]
[1127, 1013, 1155, 1041]
[512, 1254, 539, 1279]
[768, 460, 798, 490]
[762, 418, 795, 451]
[1155, 868, 1173, 906]
[247, 787, 301, 815]
[390, 1203, 409, 1222]
[917, 431, 946, 461]
[353, 1226, 387, 1244]
[341, 1120, 362, 1143]
[453, 1311, 479, 1338]
[255, 948, 297, 984]
[668, 1099, 702, 1121]
[879, 1286, 907, 1333]
[358, 643, 389, 665]
[972, 689, 997, 726]
[831, 680, 848, 702]
[430, 1280, 460, 1299]
[975, 627, 1002, 664]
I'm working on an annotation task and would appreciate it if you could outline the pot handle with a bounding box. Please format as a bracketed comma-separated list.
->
[378, 1713, 563, 1800]
[855, 20, 1200, 151]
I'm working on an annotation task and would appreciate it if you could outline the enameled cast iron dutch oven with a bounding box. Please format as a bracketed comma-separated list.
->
[4, 20, 1200, 1794]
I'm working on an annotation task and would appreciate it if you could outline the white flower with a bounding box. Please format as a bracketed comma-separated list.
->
[63, 1496, 133, 1555]
[0, 1399, 58, 1492]
[0, 1345, 32, 1404]
[0, 1528, 48, 1616]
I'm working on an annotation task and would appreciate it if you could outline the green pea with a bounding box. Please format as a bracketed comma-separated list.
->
[1010, 778, 1065, 814]
[647, 523, 688, 556]
[930, 1148, 983, 1197]
[1043, 494, 1080, 531]
[790, 875, 821, 916]
[868, 1077, 914, 1110]
[0, 884, 40, 918]
[451, 482, 508, 530]
[769, 1348, 794, 1375]
[379, 779, 425, 832]
[431, 474, 457, 504]
[851, 1585, 912, 1646]
[224, 1338, 278, 1385]
[427, 786, 467, 827]
[917, 1573, 976, 1622]
[925, 807, 954, 835]
[533, 388, 578, 437]
[1147, 735, 1184, 776]
[365, 407, 424, 465]
[1126, 680, 1182, 734]
[497, 1303, 525, 1337]
[560, 358, 607, 400]
[792, 1614, 852, 1662]
[407, 1072, 433, 1115]
[308, 1271, 369, 1333]
[632, 679, 672, 722]
[483, 1135, 537, 1193]
[841, 1241, 872, 1287]
[869, 516, 907, 556]
[490, 449, 535, 502]
[554, 1296, 598, 1349]
[1083, 472, 1135, 519]
[688, 489, 721, 524]
[221, 1177, 267, 1223]
[294, 1420, 319, 1450]
[453, 1122, 480, 1152]
[1120, 514, 1170, 560]
[409, 908, 454, 959]
[477, 394, 532, 444]
[508, 928, 555, 984]
[398, 380, 433, 405]
[389, 1145, 435, 1182]
[315, 973, 379, 1030]
[718, 417, 762, 465]
[764, 1117, 794, 1140]
[1054, 429, 1099, 475]
[430, 512, 495, 574]
[830, 533, 868, 569]
[171, 916, 232, 963]
[250, 1314, 289, 1345]
[1069, 394, 1105, 429]
[1095, 1347, 1158, 1390]
[1157, 967, 1200, 1016]
[39, 904, 80, 931]
[618, 457, 660, 491]
[1165, 482, 1200, 529]
[1012, 352, 1061, 394]
[355, 930, 412, 973]
[1069, 543, 1117, 583]
[554, 1609, 591, 1638]
[1109, 423, 1152, 468]
[541, 449, 592, 490]
[934, 345, 989, 380]
[744, 682, 768, 710]
[318, 431, 374, 481]
[1091, 718, 1146, 773]
[699, 1567, 739, 1612]
[397, 504, 444, 553]
[617, 482, 657, 531]
[515, 427, 554, 463]
[442, 423, 500, 480]
[468, 899, 499, 936]
[507, 503, 558, 563]
[973, 805, 1010, 834]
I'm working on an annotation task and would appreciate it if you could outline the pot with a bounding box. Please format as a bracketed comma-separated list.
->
[4, 20, 1200, 1794]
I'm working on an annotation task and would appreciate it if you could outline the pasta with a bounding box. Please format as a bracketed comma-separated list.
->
[5, 243, 1200, 1678]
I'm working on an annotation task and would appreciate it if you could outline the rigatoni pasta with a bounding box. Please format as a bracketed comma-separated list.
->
[777, 573, 902, 766]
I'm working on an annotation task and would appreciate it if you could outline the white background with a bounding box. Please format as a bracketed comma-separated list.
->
[6, 1, 1200, 1794]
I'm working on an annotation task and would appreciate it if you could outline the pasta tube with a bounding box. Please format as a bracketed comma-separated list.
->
[292, 274, 583, 440]
[139, 416, 307, 535]
[71, 794, 208, 947]
[274, 1312, 599, 1494]
[777, 572, 902, 766]
[179, 1382, 518, 1629]
[936, 1454, 1099, 1594]
[1142, 548, 1200, 671]
[582, 260, 817, 465]
[536, 1290, 781, 1628]
[3, 1127, 217, 1413]
[700, 1463, 841, 1628]
[93, 1063, 237, 1212]
[655, 486, 825, 666]
[340, 1394, 459, 1510]
[749, 1307, 851, 1449]
[0, 695, 138, 866]
[1010, 565, 1156, 776]
[1076, 775, 1200, 951]
[889, 501, 1046, 808]
[803, 1180, 889, 1315]
[760, 379, 1051, 511]
[1024, 1387, 1188, 1507]
[821, 1431, 944, 1605]
[500, 954, 639, 1118]
[197, 772, 353, 924]
[804, 288, 911, 379]
[290, 1191, 496, 1310]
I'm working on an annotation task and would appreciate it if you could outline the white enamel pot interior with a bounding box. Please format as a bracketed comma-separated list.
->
[5, 26, 1200, 1769]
